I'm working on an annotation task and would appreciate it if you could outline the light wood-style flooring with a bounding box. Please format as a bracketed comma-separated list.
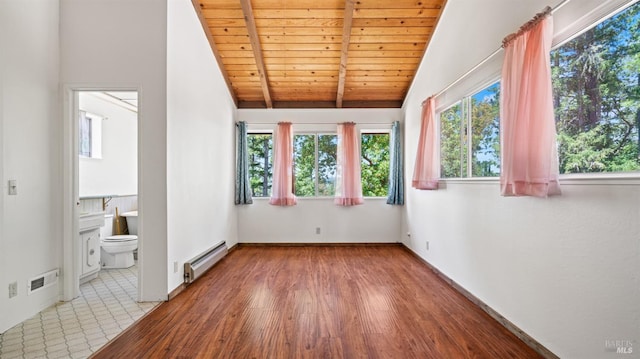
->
[91, 245, 542, 358]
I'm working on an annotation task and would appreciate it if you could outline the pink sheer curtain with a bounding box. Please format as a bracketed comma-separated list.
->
[335, 122, 364, 206]
[269, 122, 297, 206]
[500, 8, 560, 197]
[412, 97, 439, 190]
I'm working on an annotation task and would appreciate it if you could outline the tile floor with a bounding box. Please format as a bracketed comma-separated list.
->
[0, 265, 159, 359]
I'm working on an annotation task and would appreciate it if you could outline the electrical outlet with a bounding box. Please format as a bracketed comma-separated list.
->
[173, 261, 179, 273]
[426, 241, 430, 251]
[8, 282, 17, 298]
[315, 227, 321, 235]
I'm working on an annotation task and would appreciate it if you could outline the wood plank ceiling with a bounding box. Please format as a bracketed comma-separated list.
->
[193, 0, 447, 108]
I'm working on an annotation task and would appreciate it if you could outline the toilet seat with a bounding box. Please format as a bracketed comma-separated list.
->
[100, 214, 138, 269]
[103, 235, 137, 242]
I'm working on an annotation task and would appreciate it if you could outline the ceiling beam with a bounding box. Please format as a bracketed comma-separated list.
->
[336, 0, 355, 108]
[191, 0, 238, 108]
[239, 0, 273, 109]
[238, 100, 403, 109]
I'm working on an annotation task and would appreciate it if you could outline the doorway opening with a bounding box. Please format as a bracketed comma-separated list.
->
[64, 89, 141, 302]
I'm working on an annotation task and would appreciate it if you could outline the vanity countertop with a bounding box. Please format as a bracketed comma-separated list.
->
[79, 212, 105, 231]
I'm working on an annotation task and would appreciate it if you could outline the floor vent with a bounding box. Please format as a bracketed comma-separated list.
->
[28, 269, 59, 295]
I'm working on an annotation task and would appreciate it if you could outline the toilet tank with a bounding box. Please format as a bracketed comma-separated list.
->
[122, 211, 138, 235]
[101, 214, 115, 238]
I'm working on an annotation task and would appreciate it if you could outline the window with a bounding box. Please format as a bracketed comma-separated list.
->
[440, 82, 500, 178]
[79, 112, 92, 157]
[294, 133, 337, 197]
[248, 128, 391, 198]
[440, 102, 465, 178]
[361, 133, 390, 196]
[247, 133, 273, 197]
[471, 82, 500, 177]
[552, 2, 640, 174]
[79, 111, 102, 159]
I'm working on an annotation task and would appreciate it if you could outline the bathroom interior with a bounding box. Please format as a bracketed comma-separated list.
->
[77, 91, 139, 295]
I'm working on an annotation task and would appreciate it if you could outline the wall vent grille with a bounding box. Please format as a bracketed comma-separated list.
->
[28, 269, 59, 295]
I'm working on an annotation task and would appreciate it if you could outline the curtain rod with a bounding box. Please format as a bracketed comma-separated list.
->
[427, 0, 572, 102]
[242, 122, 395, 126]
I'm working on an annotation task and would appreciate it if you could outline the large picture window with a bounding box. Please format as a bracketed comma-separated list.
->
[248, 128, 391, 198]
[293, 131, 391, 197]
[294, 133, 337, 197]
[552, 2, 640, 174]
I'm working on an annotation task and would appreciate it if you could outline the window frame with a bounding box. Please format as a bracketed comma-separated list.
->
[438, 100, 464, 179]
[360, 129, 392, 198]
[246, 131, 274, 198]
[550, 1, 640, 176]
[438, 78, 501, 180]
[244, 123, 402, 198]
[432, 0, 640, 183]
[292, 128, 393, 198]
[79, 111, 103, 159]
[293, 131, 338, 198]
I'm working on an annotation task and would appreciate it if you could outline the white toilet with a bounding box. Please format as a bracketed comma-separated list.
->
[122, 211, 139, 260]
[100, 213, 138, 269]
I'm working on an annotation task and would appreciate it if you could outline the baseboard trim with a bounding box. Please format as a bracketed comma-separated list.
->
[402, 245, 558, 359]
[168, 283, 185, 301]
[227, 242, 239, 253]
[238, 242, 402, 247]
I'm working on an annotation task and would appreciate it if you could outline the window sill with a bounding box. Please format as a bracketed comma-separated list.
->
[558, 172, 640, 185]
[250, 196, 389, 200]
[440, 177, 499, 184]
[439, 172, 640, 186]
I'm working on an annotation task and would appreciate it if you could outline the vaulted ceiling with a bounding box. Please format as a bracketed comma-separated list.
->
[192, 0, 447, 108]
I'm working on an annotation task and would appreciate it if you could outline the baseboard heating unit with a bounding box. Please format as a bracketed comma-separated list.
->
[184, 241, 227, 284]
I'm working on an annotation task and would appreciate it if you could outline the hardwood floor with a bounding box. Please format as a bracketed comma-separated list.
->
[91, 245, 543, 358]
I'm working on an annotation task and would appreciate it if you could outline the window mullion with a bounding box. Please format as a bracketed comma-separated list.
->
[314, 134, 319, 196]
[459, 98, 467, 178]
[459, 99, 464, 178]
[466, 97, 473, 178]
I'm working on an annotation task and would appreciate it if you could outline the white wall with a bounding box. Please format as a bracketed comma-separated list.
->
[60, 0, 168, 301]
[79, 93, 137, 198]
[239, 199, 401, 243]
[0, 0, 62, 333]
[237, 108, 403, 244]
[403, 1, 640, 358]
[166, 0, 238, 292]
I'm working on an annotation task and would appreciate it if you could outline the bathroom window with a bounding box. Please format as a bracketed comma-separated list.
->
[247, 133, 273, 197]
[79, 111, 103, 159]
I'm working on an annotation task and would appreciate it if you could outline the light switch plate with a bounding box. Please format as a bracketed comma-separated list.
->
[8, 180, 17, 195]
